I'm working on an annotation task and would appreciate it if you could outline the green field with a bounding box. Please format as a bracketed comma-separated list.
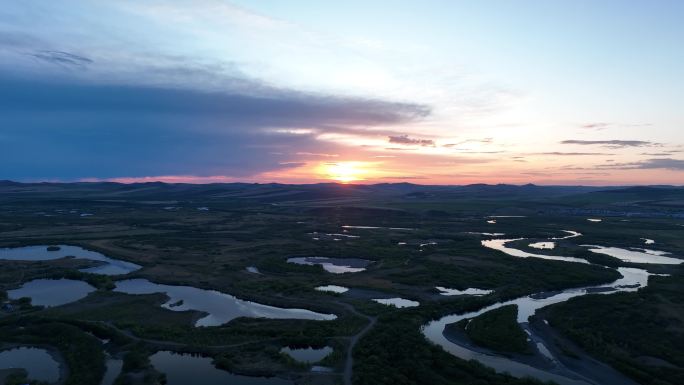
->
[0, 182, 683, 385]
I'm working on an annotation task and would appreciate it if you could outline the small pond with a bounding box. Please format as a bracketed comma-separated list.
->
[0, 347, 61, 383]
[7, 279, 96, 307]
[114, 279, 336, 327]
[315, 285, 349, 294]
[528, 242, 555, 250]
[150, 351, 292, 385]
[372, 298, 419, 308]
[435, 287, 493, 296]
[101, 356, 122, 385]
[280, 346, 333, 363]
[286, 257, 371, 274]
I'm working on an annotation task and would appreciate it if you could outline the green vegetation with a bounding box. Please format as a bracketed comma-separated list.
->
[456, 305, 530, 354]
[4, 370, 49, 385]
[547, 273, 684, 385]
[0, 319, 105, 385]
[353, 311, 542, 385]
[1, 182, 683, 385]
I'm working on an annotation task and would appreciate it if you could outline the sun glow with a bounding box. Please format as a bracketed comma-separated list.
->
[318, 161, 374, 183]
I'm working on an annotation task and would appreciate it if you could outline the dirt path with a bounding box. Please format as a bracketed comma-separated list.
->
[335, 302, 376, 385]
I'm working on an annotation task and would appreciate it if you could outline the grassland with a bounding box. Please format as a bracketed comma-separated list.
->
[0, 182, 682, 384]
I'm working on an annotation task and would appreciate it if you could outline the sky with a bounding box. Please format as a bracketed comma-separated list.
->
[1, 0, 683, 185]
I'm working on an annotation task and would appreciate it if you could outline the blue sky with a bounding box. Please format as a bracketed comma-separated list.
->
[1, 1, 682, 184]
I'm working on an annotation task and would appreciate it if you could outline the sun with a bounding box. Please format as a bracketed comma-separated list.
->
[319, 161, 370, 183]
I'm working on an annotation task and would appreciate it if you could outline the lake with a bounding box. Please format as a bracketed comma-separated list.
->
[0, 347, 61, 383]
[7, 278, 96, 307]
[0, 245, 141, 275]
[114, 279, 336, 327]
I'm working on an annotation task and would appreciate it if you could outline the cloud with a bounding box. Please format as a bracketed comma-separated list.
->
[560, 139, 659, 148]
[596, 158, 684, 170]
[278, 162, 306, 168]
[295, 152, 339, 157]
[580, 122, 610, 130]
[640, 151, 681, 156]
[388, 135, 435, 147]
[443, 138, 493, 148]
[0, 70, 429, 180]
[29, 50, 93, 68]
[533, 152, 615, 156]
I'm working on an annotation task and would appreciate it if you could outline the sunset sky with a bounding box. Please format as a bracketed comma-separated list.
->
[1, 1, 683, 185]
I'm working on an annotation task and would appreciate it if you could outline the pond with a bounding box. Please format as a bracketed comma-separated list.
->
[7, 279, 96, 307]
[315, 285, 349, 294]
[528, 242, 555, 250]
[114, 279, 336, 327]
[0, 347, 61, 383]
[101, 356, 122, 385]
[341, 225, 414, 231]
[286, 257, 371, 274]
[0, 245, 141, 275]
[280, 346, 333, 363]
[150, 351, 292, 385]
[372, 298, 419, 308]
[435, 287, 493, 296]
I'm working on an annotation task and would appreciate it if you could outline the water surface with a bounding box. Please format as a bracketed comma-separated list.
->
[150, 351, 292, 385]
[0, 347, 60, 383]
[0, 245, 141, 275]
[528, 242, 555, 250]
[280, 346, 333, 363]
[7, 279, 95, 307]
[583, 245, 682, 265]
[101, 357, 122, 385]
[435, 287, 493, 296]
[287, 257, 370, 274]
[372, 298, 419, 308]
[315, 285, 349, 294]
[422, 267, 651, 385]
[482, 239, 589, 264]
[114, 279, 336, 326]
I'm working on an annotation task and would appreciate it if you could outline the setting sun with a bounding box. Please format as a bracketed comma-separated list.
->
[318, 161, 373, 183]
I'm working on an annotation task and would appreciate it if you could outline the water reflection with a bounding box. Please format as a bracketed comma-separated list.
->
[287, 257, 370, 274]
[0, 347, 61, 383]
[150, 351, 292, 385]
[0, 245, 141, 275]
[482, 239, 589, 264]
[7, 279, 95, 307]
[114, 279, 336, 327]
[315, 285, 349, 294]
[583, 245, 682, 265]
[435, 287, 493, 296]
[280, 346, 332, 363]
[422, 268, 652, 385]
[372, 298, 419, 308]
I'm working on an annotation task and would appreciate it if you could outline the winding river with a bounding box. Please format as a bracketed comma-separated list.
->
[422, 229, 680, 385]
